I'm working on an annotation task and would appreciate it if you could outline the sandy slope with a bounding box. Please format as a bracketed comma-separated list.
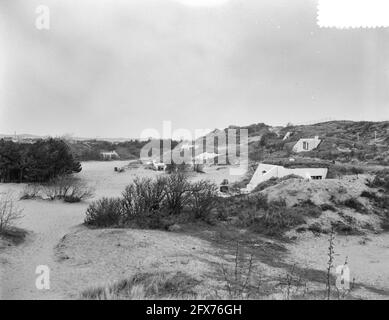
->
[284, 231, 389, 299]
[54, 227, 225, 299]
[0, 196, 87, 299]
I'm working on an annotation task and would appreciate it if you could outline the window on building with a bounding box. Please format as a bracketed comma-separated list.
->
[303, 141, 309, 150]
[311, 176, 322, 180]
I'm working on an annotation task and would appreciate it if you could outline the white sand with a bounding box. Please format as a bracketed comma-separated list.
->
[284, 231, 389, 299]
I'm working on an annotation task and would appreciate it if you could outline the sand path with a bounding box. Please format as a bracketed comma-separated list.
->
[0, 195, 87, 299]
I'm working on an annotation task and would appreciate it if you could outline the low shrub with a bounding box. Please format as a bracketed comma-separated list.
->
[0, 193, 23, 234]
[360, 191, 378, 200]
[307, 222, 326, 234]
[369, 170, 389, 192]
[320, 203, 336, 212]
[214, 193, 268, 224]
[20, 184, 41, 200]
[63, 195, 82, 203]
[379, 196, 389, 210]
[122, 177, 167, 217]
[331, 221, 363, 235]
[85, 173, 220, 229]
[295, 200, 323, 217]
[327, 164, 365, 179]
[163, 173, 192, 215]
[251, 200, 306, 236]
[42, 175, 94, 202]
[84, 197, 123, 227]
[342, 198, 367, 213]
[188, 180, 218, 219]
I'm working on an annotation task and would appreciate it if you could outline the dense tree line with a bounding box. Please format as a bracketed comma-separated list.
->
[69, 139, 180, 161]
[0, 139, 81, 183]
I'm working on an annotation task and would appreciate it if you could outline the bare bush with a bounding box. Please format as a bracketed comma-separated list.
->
[20, 184, 42, 200]
[84, 197, 124, 227]
[85, 173, 221, 229]
[278, 265, 308, 300]
[325, 227, 335, 300]
[189, 180, 218, 219]
[0, 193, 23, 234]
[122, 177, 167, 217]
[163, 173, 192, 215]
[42, 175, 94, 202]
[220, 241, 256, 299]
[64, 180, 95, 203]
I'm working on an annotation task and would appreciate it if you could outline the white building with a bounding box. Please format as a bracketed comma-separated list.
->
[245, 163, 328, 192]
[100, 151, 119, 160]
[292, 136, 321, 152]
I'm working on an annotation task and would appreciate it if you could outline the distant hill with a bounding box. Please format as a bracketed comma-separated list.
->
[194, 120, 389, 165]
[0, 133, 140, 143]
[2, 121, 389, 164]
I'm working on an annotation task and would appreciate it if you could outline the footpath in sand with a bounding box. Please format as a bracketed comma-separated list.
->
[0, 192, 87, 299]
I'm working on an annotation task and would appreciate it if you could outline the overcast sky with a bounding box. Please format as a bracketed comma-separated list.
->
[1, 0, 388, 138]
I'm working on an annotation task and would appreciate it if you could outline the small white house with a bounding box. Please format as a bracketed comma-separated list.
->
[245, 163, 328, 192]
[100, 151, 119, 160]
[292, 136, 321, 153]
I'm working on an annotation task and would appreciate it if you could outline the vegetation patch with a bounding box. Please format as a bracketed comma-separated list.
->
[367, 170, 389, 193]
[84, 173, 218, 229]
[342, 198, 368, 214]
[0, 138, 81, 183]
[20, 175, 94, 203]
[331, 221, 363, 236]
[80, 271, 200, 300]
[250, 200, 306, 236]
[85, 197, 124, 228]
[0, 192, 25, 244]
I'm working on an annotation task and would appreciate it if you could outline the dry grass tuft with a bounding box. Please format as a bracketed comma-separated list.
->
[80, 271, 201, 300]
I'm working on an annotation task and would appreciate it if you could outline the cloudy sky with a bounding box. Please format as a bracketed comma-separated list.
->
[0, 0, 388, 138]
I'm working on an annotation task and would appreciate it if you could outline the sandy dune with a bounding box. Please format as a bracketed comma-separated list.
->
[55, 227, 224, 299]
